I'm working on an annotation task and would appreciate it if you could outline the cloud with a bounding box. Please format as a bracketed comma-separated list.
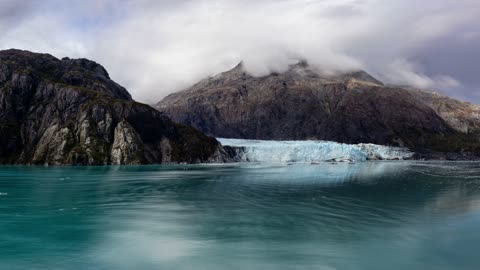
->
[0, 0, 479, 103]
[384, 59, 462, 90]
[0, 0, 35, 31]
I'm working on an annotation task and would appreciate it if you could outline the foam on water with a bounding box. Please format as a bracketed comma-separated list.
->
[218, 138, 413, 162]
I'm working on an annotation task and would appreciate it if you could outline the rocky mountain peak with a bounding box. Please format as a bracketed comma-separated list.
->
[339, 70, 384, 86]
[293, 59, 309, 68]
[231, 61, 245, 71]
[200, 59, 382, 88]
[0, 49, 231, 165]
[218, 61, 248, 79]
[219, 59, 383, 86]
[0, 49, 131, 100]
[60, 57, 111, 79]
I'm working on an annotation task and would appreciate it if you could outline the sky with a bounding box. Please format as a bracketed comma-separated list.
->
[0, 0, 479, 103]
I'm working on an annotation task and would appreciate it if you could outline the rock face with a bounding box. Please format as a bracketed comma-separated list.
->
[110, 120, 144, 165]
[0, 49, 229, 165]
[405, 88, 480, 134]
[156, 62, 480, 157]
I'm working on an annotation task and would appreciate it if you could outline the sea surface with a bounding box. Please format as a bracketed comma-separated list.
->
[0, 162, 479, 270]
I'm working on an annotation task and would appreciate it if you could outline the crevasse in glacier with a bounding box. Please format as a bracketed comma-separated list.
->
[218, 138, 414, 162]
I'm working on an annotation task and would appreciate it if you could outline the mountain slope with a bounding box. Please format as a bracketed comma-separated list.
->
[405, 88, 480, 133]
[0, 49, 229, 165]
[156, 62, 480, 157]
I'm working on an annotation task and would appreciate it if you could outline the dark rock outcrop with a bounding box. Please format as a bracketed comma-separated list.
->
[156, 61, 480, 158]
[0, 49, 229, 165]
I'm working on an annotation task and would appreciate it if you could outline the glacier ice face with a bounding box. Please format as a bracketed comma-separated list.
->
[218, 138, 414, 163]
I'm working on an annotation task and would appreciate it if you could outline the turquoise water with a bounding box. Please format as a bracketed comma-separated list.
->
[0, 162, 479, 270]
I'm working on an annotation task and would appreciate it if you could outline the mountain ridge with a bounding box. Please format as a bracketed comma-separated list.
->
[156, 60, 480, 159]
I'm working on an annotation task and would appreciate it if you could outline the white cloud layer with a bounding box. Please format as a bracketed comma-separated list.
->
[0, 0, 479, 102]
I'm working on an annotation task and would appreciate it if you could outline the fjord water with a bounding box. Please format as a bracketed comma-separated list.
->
[1, 162, 479, 270]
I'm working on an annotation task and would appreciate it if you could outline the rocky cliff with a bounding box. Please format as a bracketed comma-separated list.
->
[0, 49, 229, 165]
[156, 62, 480, 158]
[405, 88, 480, 134]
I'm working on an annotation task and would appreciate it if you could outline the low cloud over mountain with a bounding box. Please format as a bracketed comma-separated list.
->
[0, 0, 479, 102]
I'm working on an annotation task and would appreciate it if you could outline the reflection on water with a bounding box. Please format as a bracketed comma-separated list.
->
[0, 162, 480, 269]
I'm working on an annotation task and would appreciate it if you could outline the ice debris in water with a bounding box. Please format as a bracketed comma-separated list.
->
[218, 138, 413, 163]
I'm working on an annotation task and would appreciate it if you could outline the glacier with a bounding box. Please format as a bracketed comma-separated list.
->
[218, 138, 414, 163]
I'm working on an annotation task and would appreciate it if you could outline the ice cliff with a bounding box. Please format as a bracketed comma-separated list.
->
[218, 138, 414, 163]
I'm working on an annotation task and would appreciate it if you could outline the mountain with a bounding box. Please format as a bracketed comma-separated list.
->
[156, 61, 480, 159]
[0, 49, 231, 165]
[405, 88, 480, 133]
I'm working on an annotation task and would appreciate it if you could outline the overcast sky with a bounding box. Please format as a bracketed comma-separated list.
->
[0, 0, 479, 103]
